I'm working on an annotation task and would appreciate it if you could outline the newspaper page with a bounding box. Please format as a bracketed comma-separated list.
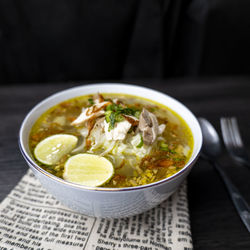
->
[0, 170, 193, 250]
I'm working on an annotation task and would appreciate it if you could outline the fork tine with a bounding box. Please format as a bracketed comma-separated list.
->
[221, 117, 250, 168]
[221, 117, 241, 148]
[226, 118, 239, 148]
[231, 117, 244, 147]
[221, 118, 233, 148]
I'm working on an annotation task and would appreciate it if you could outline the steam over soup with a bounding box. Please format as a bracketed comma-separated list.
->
[29, 93, 193, 188]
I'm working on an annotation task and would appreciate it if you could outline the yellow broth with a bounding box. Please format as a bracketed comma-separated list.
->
[29, 94, 193, 188]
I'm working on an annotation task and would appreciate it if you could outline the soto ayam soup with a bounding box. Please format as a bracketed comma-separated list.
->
[29, 93, 193, 188]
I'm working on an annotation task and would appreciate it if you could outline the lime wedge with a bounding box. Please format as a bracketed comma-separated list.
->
[63, 153, 114, 187]
[34, 134, 78, 165]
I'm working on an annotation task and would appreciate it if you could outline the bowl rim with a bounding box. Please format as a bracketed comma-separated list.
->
[19, 83, 202, 192]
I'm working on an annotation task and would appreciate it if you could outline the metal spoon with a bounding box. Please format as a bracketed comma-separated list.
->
[198, 117, 250, 233]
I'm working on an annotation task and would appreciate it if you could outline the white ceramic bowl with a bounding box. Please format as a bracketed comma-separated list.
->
[19, 83, 202, 218]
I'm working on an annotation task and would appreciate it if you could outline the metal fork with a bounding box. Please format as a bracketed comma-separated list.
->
[220, 117, 250, 168]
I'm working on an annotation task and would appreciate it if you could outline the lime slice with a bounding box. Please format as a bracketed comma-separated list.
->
[34, 134, 78, 165]
[63, 153, 114, 187]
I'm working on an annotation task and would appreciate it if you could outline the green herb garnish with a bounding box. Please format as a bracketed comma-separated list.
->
[105, 103, 141, 130]
[160, 141, 176, 154]
[134, 110, 141, 119]
[105, 109, 125, 131]
[88, 98, 94, 105]
[136, 134, 144, 148]
[173, 157, 185, 162]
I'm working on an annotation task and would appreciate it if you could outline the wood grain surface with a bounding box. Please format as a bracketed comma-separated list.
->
[1, 78, 250, 249]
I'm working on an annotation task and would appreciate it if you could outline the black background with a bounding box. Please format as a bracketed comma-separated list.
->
[1, 0, 250, 83]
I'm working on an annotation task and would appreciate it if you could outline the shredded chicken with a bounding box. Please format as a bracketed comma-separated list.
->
[104, 120, 131, 141]
[158, 124, 166, 134]
[71, 101, 110, 126]
[123, 115, 139, 126]
[72, 96, 166, 149]
[94, 93, 105, 104]
[91, 117, 105, 132]
[138, 108, 159, 145]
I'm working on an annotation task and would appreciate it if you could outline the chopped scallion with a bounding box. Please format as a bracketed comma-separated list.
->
[136, 134, 144, 148]
[88, 98, 94, 105]
[104, 103, 141, 130]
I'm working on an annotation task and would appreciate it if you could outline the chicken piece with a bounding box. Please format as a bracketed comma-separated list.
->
[123, 115, 139, 126]
[71, 101, 110, 126]
[138, 108, 159, 145]
[93, 93, 105, 104]
[158, 124, 166, 134]
[104, 120, 131, 141]
[92, 117, 105, 131]
[71, 108, 103, 126]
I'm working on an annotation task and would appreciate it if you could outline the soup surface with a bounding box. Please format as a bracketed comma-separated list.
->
[30, 93, 193, 188]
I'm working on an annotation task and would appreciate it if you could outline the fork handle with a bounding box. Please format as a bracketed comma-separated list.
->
[213, 161, 250, 233]
[239, 157, 250, 169]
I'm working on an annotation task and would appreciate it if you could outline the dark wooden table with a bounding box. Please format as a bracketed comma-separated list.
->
[1, 78, 250, 249]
